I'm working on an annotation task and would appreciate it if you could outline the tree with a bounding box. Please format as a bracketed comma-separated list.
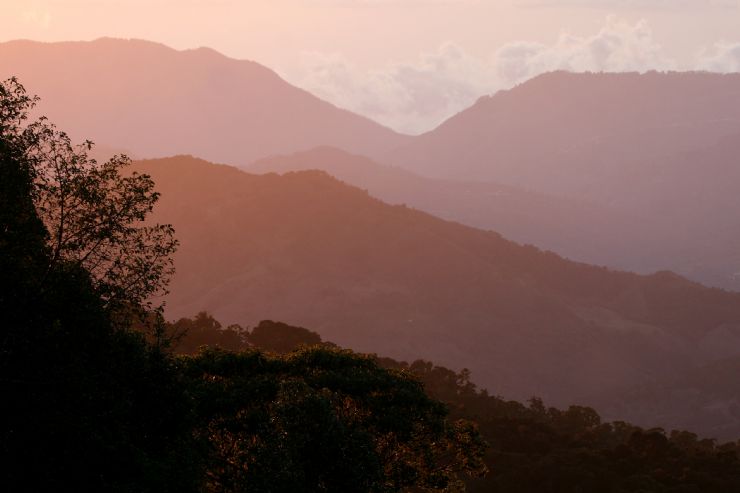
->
[0, 79, 49, 280]
[182, 346, 488, 492]
[168, 311, 248, 354]
[245, 319, 328, 353]
[1, 77, 199, 492]
[1, 77, 177, 318]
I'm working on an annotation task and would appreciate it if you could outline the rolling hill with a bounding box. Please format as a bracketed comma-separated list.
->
[138, 155, 740, 437]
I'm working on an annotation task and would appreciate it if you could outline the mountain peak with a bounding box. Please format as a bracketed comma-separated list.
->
[0, 39, 409, 165]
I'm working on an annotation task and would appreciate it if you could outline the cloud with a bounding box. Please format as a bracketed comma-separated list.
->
[293, 44, 497, 134]
[494, 17, 674, 85]
[697, 43, 740, 72]
[288, 17, 737, 134]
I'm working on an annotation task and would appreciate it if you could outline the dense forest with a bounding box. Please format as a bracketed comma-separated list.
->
[170, 314, 740, 492]
[3, 76, 740, 492]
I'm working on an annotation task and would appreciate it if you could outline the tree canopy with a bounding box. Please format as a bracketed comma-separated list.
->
[183, 346, 487, 492]
[0, 77, 198, 493]
[1, 77, 177, 319]
[170, 312, 740, 493]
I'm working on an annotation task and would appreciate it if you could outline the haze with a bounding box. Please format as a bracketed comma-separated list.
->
[6, 1, 740, 490]
[4, 0, 740, 132]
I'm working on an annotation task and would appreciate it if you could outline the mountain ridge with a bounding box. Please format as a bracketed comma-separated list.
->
[135, 155, 740, 437]
[0, 38, 409, 165]
[248, 146, 662, 272]
[384, 70, 740, 290]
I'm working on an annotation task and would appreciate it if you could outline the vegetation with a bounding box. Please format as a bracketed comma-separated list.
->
[170, 312, 740, 492]
[183, 347, 486, 492]
[1, 77, 198, 492]
[0, 78, 485, 492]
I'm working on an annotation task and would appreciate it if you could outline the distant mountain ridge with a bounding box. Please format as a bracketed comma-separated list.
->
[248, 146, 659, 271]
[138, 155, 740, 438]
[6, 41, 740, 288]
[0, 38, 409, 164]
[388, 70, 740, 190]
[386, 71, 740, 290]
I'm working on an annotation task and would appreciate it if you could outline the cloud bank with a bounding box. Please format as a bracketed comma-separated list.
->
[293, 44, 497, 135]
[698, 43, 740, 72]
[287, 17, 740, 134]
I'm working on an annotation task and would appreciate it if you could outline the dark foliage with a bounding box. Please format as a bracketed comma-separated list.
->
[190, 312, 740, 493]
[167, 311, 248, 354]
[0, 78, 198, 492]
[167, 314, 331, 355]
[181, 346, 486, 493]
[246, 320, 328, 354]
[381, 361, 740, 493]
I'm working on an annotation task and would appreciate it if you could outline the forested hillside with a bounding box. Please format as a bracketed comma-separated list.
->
[138, 155, 740, 438]
[169, 313, 740, 493]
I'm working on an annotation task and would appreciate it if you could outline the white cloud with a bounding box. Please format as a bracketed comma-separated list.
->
[287, 17, 738, 134]
[293, 43, 497, 134]
[494, 16, 675, 85]
[697, 43, 740, 72]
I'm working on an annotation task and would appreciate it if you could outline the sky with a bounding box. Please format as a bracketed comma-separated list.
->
[3, 0, 740, 134]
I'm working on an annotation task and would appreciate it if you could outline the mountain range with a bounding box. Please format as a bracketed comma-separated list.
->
[388, 70, 740, 192]
[384, 71, 740, 289]
[6, 38, 740, 437]
[3, 40, 739, 289]
[249, 147, 660, 272]
[0, 38, 408, 163]
[138, 155, 740, 439]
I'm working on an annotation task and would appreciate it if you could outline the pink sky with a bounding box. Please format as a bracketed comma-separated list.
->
[4, 0, 740, 133]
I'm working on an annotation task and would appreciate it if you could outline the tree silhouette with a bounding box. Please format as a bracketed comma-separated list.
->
[2, 77, 177, 319]
[1, 77, 198, 492]
[183, 346, 487, 492]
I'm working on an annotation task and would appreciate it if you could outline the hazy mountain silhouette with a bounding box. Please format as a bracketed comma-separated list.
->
[249, 146, 740, 290]
[249, 146, 663, 273]
[6, 41, 739, 288]
[139, 155, 740, 437]
[387, 71, 740, 289]
[0, 38, 408, 164]
[389, 71, 740, 189]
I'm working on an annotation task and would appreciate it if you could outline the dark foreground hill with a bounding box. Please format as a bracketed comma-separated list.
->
[138, 155, 740, 438]
[0, 38, 409, 164]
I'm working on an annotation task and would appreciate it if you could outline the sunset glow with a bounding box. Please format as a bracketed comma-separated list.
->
[4, 0, 740, 132]
[4, 1, 740, 491]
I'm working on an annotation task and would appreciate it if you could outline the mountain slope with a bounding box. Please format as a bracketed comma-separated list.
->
[388, 71, 740, 192]
[138, 156, 740, 435]
[0, 38, 409, 164]
[386, 71, 740, 290]
[249, 146, 661, 272]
